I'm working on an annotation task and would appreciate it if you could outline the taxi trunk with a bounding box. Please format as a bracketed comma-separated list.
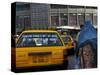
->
[16, 46, 64, 68]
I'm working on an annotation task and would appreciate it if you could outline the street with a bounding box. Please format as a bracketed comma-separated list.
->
[67, 55, 78, 69]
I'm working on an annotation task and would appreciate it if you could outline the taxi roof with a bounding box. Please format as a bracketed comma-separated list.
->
[22, 30, 57, 33]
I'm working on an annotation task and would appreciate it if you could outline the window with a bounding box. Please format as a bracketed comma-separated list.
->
[77, 14, 84, 25]
[69, 13, 77, 26]
[24, 16, 31, 29]
[16, 16, 24, 29]
[85, 14, 93, 24]
[31, 6, 49, 29]
[51, 16, 59, 26]
[16, 15, 31, 31]
[62, 35, 71, 43]
[93, 13, 97, 25]
[16, 4, 30, 11]
[17, 33, 63, 47]
[60, 13, 68, 26]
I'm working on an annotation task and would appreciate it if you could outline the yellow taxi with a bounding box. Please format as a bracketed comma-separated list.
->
[61, 35, 74, 55]
[11, 30, 68, 70]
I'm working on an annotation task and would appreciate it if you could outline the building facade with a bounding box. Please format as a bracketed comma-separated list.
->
[16, 2, 50, 33]
[16, 2, 97, 38]
[50, 4, 97, 27]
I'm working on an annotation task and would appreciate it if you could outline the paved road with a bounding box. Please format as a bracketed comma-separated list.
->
[67, 55, 80, 69]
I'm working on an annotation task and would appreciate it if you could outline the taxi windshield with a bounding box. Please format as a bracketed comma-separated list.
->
[16, 32, 63, 47]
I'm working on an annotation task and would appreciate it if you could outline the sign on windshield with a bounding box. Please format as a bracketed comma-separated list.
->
[17, 33, 63, 47]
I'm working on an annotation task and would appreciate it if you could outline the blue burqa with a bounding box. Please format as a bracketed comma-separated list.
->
[77, 20, 97, 50]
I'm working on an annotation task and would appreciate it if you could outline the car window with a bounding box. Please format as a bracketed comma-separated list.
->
[16, 32, 63, 47]
[62, 36, 71, 43]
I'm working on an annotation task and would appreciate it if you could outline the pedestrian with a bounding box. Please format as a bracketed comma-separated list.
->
[74, 24, 84, 69]
[75, 21, 97, 68]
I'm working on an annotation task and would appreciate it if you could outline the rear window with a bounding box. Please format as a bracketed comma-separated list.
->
[16, 32, 63, 47]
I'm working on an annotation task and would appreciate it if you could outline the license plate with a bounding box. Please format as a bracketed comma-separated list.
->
[32, 56, 48, 63]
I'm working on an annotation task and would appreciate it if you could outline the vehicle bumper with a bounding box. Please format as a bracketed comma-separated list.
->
[11, 64, 68, 73]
